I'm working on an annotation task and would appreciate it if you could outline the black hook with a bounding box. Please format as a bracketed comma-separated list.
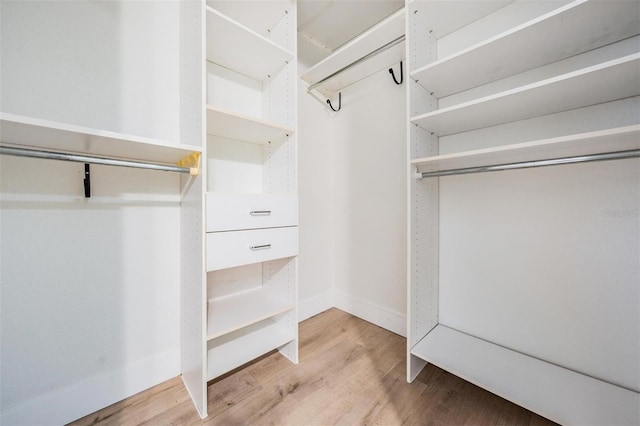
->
[327, 92, 341, 112]
[83, 163, 91, 198]
[389, 61, 403, 85]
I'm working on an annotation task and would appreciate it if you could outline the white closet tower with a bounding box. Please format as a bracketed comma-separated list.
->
[406, 1, 640, 424]
[182, 0, 299, 418]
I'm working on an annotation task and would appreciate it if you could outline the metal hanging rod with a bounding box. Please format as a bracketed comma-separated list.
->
[307, 34, 406, 93]
[418, 149, 640, 179]
[0, 145, 193, 174]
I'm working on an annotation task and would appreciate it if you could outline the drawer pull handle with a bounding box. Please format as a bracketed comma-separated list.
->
[250, 244, 271, 250]
[250, 210, 272, 216]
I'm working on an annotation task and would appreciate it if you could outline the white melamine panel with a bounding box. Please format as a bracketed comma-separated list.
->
[410, 0, 514, 43]
[207, 318, 294, 380]
[206, 287, 294, 340]
[412, 0, 640, 97]
[206, 106, 293, 145]
[300, 8, 405, 94]
[206, 193, 298, 232]
[180, 0, 206, 416]
[412, 125, 640, 172]
[208, 0, 292, 40]
[412, 54, 640, 135]
[205, 7, 293, 82]
[206, 226, 298, 271]
[0, 113, 198, 163]
[439, 160, 640, 392]
[206, 136, 264, 193]
[206, 62, 263, 119]
[412, 325, 640, 426]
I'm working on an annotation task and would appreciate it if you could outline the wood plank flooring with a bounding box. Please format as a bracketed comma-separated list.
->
[70, 309, 556, 425]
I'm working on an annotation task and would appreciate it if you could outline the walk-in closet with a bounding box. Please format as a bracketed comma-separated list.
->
[1, 1, 638, 425]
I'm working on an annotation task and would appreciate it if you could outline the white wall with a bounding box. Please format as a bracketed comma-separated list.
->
[0, 2, 183, 424]
[330, 69, 407, 336]
[0, 160, 182, 425]
[0, 1, 180, 142]
[297, 62, 407, 334]
[297, 62, 334, 320]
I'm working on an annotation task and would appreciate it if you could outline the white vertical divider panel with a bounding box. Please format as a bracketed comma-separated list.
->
[263, 0, 298, 365]
[180, 0, 207, 419]
[406, 0, 439, 381]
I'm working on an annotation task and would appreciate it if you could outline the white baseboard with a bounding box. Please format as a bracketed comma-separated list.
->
[298, 291, 333, 322]
[334, 290, 407, 337]
[1, 348, 180, 426]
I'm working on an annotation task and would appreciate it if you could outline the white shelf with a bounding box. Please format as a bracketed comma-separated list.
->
[207, 0, 291, 37]
[411, 0, 513, 42]
[411, 0, 640, 98]
[411, 325, 639, 425]
[0, 113, 200, 164]
[206, 6, 293, 82]
[207, 318, 294, 380]
[206, 105, 293, 145]
[300, 8, 405, 94]
[206, 287, 294, 340]
[411, 54, 640, 136]
[412, 125, 640, 172]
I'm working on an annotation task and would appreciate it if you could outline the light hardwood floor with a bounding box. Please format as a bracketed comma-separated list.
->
[70, 309, 556, 425]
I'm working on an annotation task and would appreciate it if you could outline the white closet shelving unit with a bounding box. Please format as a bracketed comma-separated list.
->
[301, 8, 405, 97]
[0, 113, 200, 165]
[181, 0, 299, 419]
[406, 0, 640, 424]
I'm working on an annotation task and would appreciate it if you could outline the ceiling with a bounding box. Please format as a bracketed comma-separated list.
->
[297, 0, 404, 66]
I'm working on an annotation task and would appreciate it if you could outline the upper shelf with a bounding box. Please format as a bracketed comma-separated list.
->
[0, 113, 200, 163]
[411, 54, 640, 136]
[411, 0, 640, 98]
[207, 0, 292, 38]
[300, 8, 405, 94]
[206, 105, 293, 145]
[412, 125, 640, 173]
[206, 6, 293, 82]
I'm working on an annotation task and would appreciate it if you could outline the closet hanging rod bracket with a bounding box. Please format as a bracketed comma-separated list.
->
[327, 92, 341, 112]
[389, 61, 403, 85]
[83, 163, 91, 198]
[417, 149, 640, 179]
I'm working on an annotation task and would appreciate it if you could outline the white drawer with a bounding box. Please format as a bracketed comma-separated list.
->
[206, 226, 298, 271]
[206, 193, 298, 232]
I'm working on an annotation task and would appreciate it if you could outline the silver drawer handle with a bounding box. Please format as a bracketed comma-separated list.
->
[250, 244, 271, 250]
[250, 210, 272, 216]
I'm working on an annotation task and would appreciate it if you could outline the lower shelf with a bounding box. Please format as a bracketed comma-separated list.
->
[207, 287, 295, 340]
[411, 325, 639, 425]
[207, 317, 294, 381]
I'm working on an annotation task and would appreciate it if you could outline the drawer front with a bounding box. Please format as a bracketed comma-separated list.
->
[206, 227, 298, 271]
[206, 193, 298, 232]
